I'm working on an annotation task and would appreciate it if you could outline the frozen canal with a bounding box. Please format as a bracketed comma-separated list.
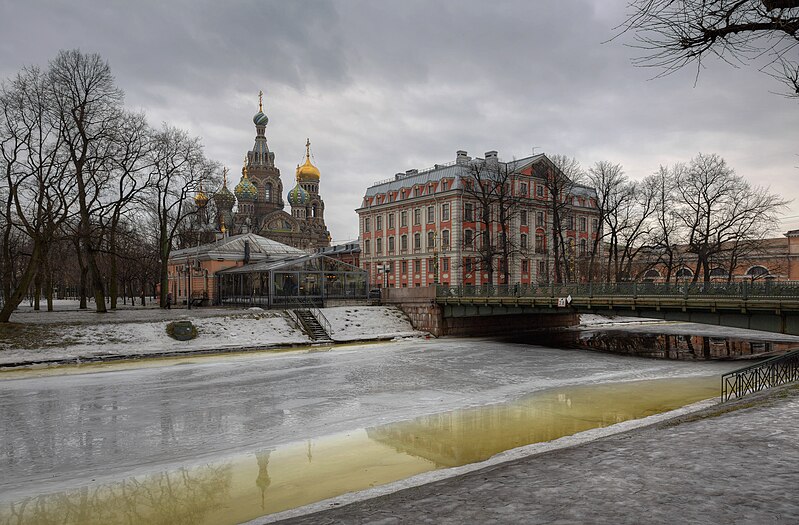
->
[0, 337, 742, 523]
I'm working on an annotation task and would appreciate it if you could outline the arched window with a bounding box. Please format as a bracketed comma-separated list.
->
[746, 266, 769, 279]
[676, 267, 693, 279]
[427, 231, 435, 250]
[579, 238, 587, 256]
[642, 269, 660, 281]
[709, 267, 727, 278]
[312, 204, 318, 218]
[264, 183, 272, 202]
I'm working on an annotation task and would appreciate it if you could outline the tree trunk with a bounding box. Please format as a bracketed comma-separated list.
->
[33, 267, 42, 311]
[109, 223, 118, 310]
[73, 238, 89, 309]
[159, 231, 171, 308]
[0, 243, 40, 323]
[44, 255, 54, 312]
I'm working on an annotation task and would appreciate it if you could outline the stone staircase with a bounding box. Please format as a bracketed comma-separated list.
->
[294, 309, 331, 341]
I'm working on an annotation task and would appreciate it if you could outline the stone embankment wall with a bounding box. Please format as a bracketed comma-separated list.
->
[383, 287, 445, 336]
[383, 288, 578, 337]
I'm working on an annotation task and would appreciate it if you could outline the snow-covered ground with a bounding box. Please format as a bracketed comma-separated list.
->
[0, 305, 422, 367]
[324, 306, 422, 341]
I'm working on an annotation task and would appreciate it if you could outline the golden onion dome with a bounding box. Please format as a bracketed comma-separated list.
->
[195, 189, 209, 208]
[296, 138, 320, 182]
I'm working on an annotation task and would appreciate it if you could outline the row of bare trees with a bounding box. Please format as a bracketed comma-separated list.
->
[458, 151, 787, 286]
[587, 153, 788, 283]
[0, 50, 219, 321]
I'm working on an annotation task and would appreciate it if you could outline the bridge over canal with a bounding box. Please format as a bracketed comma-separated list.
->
[383, 282, 799, 337]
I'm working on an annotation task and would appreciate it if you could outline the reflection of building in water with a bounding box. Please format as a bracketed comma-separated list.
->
[366, 396, 630, 468]
[578, 332, 799, 360]
[255, 450, 271, 510]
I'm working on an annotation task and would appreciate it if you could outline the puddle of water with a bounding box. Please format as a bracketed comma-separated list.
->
[508, 330, 799, 360]
[0, 375, 719, 525]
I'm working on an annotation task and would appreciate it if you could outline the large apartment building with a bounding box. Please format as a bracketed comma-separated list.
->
[357, 150, 600, 288]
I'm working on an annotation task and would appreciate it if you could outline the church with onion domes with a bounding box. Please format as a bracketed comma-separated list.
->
[197, 91, 331, 251]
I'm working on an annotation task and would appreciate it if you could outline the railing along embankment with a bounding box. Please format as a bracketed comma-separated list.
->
[721, 349, 799, 402]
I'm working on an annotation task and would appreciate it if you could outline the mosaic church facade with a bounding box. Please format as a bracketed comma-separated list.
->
[194, 92, 330, 251]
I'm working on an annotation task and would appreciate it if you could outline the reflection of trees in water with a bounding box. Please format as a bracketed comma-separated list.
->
[0, 463, 232, 525]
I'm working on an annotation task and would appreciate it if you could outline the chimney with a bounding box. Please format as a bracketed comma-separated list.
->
[244, 240, 251, 264]
[456, 150, 470, 165]
[406, 169, 418, 176]
[395, 172, 404, 180]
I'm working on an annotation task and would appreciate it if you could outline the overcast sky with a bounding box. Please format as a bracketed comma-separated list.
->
[2, 0, 797, 242]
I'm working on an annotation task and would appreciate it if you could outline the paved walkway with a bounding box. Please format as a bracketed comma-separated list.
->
[270, 386, 799, 525]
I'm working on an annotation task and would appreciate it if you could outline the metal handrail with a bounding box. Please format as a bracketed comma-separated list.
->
[286, 296, 332, 338]
[435, 281, 799, 300]
[721, 349, 799, 402]
[308, 303, 332, 337]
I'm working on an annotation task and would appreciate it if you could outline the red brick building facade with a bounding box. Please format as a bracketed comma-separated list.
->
[635, 229, 799, 282]
[357, 151, 600, 288]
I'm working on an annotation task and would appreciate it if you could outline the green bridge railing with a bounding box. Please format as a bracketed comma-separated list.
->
[721, 349, 799, 402]
[436, 281, 799, 300]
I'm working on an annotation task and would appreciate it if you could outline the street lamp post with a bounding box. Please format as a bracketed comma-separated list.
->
[186, 256, 192, 310]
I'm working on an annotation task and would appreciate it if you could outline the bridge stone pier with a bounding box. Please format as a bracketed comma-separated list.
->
[382, 288, 578, 337]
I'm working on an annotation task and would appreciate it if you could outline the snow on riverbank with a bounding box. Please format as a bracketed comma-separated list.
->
[324, 306, 422, 341]
[0, 306, 421, 367]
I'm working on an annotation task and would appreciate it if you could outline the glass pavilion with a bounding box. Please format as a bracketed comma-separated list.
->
[217, 253, 368, 307]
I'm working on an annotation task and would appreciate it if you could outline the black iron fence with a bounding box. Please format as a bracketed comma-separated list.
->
[436, 281, 799, 299]
[721, 349, 799, 402]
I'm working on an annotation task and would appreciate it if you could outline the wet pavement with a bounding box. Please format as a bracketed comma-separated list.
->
[266, 385, 799, 525]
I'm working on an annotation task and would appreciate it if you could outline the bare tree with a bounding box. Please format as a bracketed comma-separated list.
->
[0, 67, 74, 322]
[616, 177, 657, 281]
[620, 1, 799, 98]
[586, 161, 625, 282]
[646, 165, 683, 282]
[539, 155, 584, 283]
[674, 152, 788, 282]
[461, 159, 503, 286]
[102, 111, 153, 309]
[49, 49, 123, 313]
[149, 125, 216, 308]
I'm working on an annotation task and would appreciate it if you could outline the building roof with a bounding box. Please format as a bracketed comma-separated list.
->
[363, 153, 598, 203]
[217, 252, 366, 274]
[316, 241, 361, 255]
[170, 232, 305, 262]
[364, 153, 545, 198]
